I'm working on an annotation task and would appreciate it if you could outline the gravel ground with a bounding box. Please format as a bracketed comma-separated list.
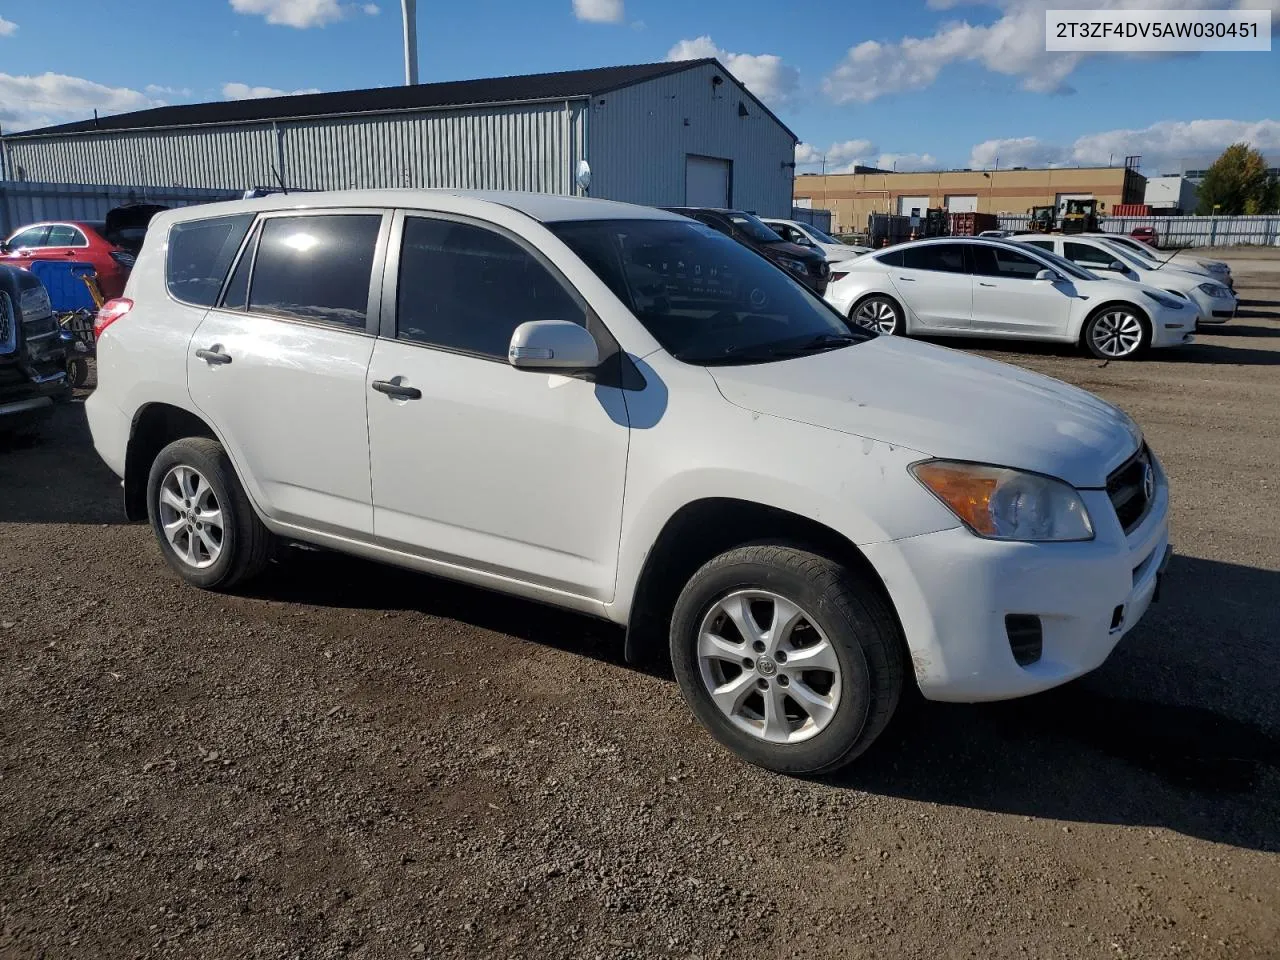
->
[1, 248, 1278, 960]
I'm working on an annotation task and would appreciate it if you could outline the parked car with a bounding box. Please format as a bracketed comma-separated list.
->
[1086, 233, 1234, 291]
[0, 204, 166, 299]
[978, 229, 1013, 239]
[88, 191, 1172, 775]
[760, 218, 871, 262]
[1011, 234, 1237, 326]
[662, 207, 829, 295]
[0, 264, 70, 435]
[826, 236, 1196, 360]
[1130, 226, 1159, 246]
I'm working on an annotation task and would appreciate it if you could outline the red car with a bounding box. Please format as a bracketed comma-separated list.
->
[1130, 226, 1159, 248]
[0, 204, 166, 300]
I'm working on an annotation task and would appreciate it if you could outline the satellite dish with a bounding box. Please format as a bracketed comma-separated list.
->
[575, 160, 592, 193]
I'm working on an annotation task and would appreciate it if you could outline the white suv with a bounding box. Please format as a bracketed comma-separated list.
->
[87, 190, 1172, 775]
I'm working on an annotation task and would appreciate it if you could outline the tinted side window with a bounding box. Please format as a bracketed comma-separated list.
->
[46, 225, 87, 247]
[219, 223, 258, 311]
[167, 214, 256, 307]
[1064, 241, 1117, 268]
[249, 214, 381, 328]
[901, 244, 967, 273]
[1022, 239, 1055, 253]
[971, 245, 1044, 280]
[9, 226, 50, 249]
[876, 249, 905, 267]
[397, 218, 585, 359]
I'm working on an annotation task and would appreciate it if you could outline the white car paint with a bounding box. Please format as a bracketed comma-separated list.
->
[825, 236, 1196, 350]
[89, 189, 1170, 716]
[1088, 233, 1233, 288]
[1013, 234, 1237, 325]
[762, 218, 870, 262]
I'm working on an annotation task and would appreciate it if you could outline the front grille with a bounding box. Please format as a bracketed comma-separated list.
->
[1107, 445, 1154, 534]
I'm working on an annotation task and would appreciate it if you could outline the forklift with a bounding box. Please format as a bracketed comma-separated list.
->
[1061, 199, 1103, 234]
[922, 207, 949, 238]
[1027, 205, 1057, 233]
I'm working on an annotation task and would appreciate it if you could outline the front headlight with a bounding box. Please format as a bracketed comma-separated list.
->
[1143, 290, 1186, 309]
[911, 461, 1094, 542]
[777, 257, 808, 275]
[1198, 281, 1230, 298]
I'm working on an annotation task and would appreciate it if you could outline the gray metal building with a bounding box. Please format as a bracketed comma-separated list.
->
[1, 59, 797, 216]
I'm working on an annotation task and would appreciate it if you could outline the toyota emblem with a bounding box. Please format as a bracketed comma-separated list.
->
[1142, 461, 1155, 502]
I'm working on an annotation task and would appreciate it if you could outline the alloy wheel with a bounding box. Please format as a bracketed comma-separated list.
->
[157, 464, 224, 569]
[697, 590, 843, 744]
[852, 298, 899, 334]
[1090, 310, 1144, 358]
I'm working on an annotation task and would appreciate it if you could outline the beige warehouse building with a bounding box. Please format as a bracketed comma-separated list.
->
[794, 166, 1146, 233]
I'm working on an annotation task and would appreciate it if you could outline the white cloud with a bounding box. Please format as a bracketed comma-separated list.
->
[970, 118, 1280, 172]
[825, 0, 1267, 103]
[667, 35, 801, 107]
[795, 140, 939, 173]
[229, 0, 365, 28]
[145, 84, 193, 97]
[222, 81, 322, 100]
[573, 0, 623, 23]
[875, 152, 940, 172]
[362, 3, 379, 12]
[0, 71, 160, 132]
[0, 16, 17, 36]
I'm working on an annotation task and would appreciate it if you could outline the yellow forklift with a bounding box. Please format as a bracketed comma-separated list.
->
[1061, 199, 1103, 234]
[1027, 205, 1057, 233]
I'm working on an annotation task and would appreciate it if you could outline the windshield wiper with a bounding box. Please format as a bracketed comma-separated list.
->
[679, 332, 861, 365]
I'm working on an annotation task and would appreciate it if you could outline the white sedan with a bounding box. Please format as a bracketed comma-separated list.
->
[825, 237, 1197, 360]
[762, 218, 871, 263]
[1012, 234, 1237, 326]
[1088, 233, 1234, 290]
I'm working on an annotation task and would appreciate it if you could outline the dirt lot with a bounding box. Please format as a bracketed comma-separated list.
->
[2, 248, 1278, 960]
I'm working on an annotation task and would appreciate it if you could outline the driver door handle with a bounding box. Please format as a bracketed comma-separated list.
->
[978, 282, 997, 287]
[195, 346, 232, 365]
[372, 379, 422, 401]
[896, 275, 916, 282]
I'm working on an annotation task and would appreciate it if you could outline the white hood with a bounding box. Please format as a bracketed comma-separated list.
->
[709, 337, 1142, 489]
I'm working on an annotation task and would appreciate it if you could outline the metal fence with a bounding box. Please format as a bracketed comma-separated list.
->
[995, 214, 1280, 248]
[0, 180, 238, 237]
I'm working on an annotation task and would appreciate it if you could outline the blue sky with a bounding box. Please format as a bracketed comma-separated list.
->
[0, 0, 1276, 174]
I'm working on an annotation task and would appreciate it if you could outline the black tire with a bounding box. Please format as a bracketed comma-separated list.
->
[1082, 304, 1150, 360]
[669, 544, 904, 775]
[67, 357, 90, 389]
[849, 294, 904, 336]
[146, 437, 273, 590]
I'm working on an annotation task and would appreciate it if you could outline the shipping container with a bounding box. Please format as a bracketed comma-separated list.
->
[1112, 204, 1151, 217]
[947, 212, 999, 236]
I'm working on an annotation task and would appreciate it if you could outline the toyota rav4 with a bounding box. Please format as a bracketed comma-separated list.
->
[86, 190, 1172, 774]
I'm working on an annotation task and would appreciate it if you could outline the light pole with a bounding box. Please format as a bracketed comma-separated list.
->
[402, 0, 419, 86]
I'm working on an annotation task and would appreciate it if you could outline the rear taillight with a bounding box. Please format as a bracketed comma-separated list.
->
[94, 298, 133, 339]
[831, 272, 849, 283]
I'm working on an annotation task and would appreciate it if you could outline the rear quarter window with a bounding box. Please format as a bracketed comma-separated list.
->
[166, 214, 256, 307]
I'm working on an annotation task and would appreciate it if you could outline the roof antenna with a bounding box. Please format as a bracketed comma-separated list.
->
[272, 165, 288, 195]
[93, 109, 99, 128]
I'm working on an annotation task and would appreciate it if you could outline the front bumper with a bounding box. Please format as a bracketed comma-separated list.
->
[863, 476, 1171, 702]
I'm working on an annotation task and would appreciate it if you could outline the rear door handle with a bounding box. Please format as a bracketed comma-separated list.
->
[372, 379, 422, 401]
[195, 346, 232, 365]
[978, 281, 997, 287]
[896, 275, 916, 282]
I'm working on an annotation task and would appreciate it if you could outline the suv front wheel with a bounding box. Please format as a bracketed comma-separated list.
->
[146, 437, 273, 590]
[670, 544, 904, 775]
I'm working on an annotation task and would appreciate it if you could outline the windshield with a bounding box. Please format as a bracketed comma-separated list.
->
[1101, 242, 1158, 271]
[549, 219, 869, 365]
[729, 212, 790, 244]
[802, 224, 840, 245]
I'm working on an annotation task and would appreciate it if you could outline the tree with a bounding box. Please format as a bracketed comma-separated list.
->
[1197, 143, 1279, 215]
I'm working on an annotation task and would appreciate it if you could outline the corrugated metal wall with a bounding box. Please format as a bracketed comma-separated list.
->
[587, 61, 796, 217]
[4, 101, 586, 195]
[0, 180, 238, 236]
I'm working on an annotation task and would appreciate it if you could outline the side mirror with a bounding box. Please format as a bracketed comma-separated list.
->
[508, 320, 599, 372]
[1107, 261, 1127, 272]
[0, 240, 9, 254]
[1035, 269, 1061, 282]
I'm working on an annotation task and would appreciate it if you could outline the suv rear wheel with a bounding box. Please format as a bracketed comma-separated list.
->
[146, 437, 273, 590]
[670, 544, 904, 775]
